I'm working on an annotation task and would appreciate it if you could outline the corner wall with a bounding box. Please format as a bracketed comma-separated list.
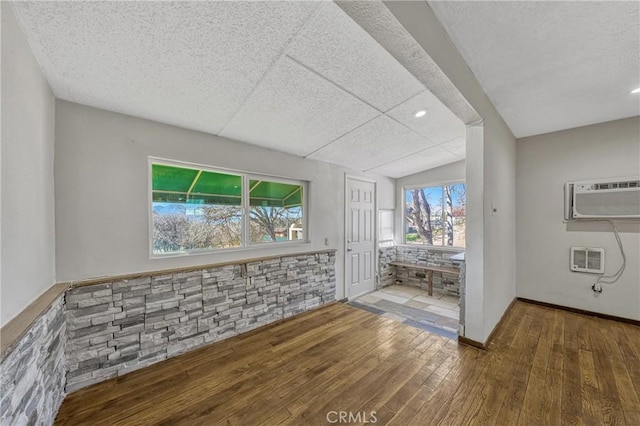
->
[54, 101, 395, 300]
[384, 1, 517, 342]
[1, 2, 56, 326]
[517, 117, 640, 320]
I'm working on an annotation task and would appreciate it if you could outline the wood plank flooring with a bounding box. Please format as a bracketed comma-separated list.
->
[55, 301, 640, 425]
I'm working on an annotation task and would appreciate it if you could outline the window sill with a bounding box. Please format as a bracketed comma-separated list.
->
[396, 244, 465, 253]
[150, 240, 311, 260]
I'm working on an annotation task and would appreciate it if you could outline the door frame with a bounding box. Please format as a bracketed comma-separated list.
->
[344, 174, 377, 300]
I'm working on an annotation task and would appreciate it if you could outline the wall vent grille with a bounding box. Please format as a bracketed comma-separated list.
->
[570, 247, 605, 274]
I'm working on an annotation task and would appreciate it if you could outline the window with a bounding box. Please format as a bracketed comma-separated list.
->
[249, 179, 304, 244]
[150, 160, 306, 255]
[404, 183, 466, 248]
[379, 209, 394, 244]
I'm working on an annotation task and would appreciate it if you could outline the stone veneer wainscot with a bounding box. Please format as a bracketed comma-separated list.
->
[377, 245, 465, 327]
[65, 251, 336, 392]
[0, 249, 336, 424]
[378, 245, 464, 294]
[0, 296, 66, 425]
[377, 246, 397, 289]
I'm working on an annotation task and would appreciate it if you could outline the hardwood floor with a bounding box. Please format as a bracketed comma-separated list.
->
[55, 301, 640, 425]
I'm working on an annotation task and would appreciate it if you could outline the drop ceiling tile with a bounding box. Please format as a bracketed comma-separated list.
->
[308, 115, 434, 171]
[386, 91, 466, 144]
[11, 1, 321, 134]
[220, 57, 380, 157]
[369, 145, 457, 178]
[286, 2, 424, 112]
[439, 136, 466, 159]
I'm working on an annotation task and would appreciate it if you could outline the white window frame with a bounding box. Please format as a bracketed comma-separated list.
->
[401, 180, 466, 249]
[378, 209, 395, 246]
[245, 173, 308, 248]
[149, 157, 308, 258]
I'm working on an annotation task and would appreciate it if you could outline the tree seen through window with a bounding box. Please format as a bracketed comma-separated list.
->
[151, 163, 304, 255]
[404, 183, 465, 248]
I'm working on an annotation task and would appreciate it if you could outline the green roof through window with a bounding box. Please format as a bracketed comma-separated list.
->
[152, 164, 302, 208]
[249, 180, 302, 208]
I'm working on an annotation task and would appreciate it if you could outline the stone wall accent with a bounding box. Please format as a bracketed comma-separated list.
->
[1, 296, 66, 426]
[65, 251, 336, 392]
[458, 262, 466, 328]
[394, 246, 463, 295]
[378, 246, 464, 296]
[377, 246, 396, 289]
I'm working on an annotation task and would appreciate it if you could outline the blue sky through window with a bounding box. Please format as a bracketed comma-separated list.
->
[406, 186, 441, 205]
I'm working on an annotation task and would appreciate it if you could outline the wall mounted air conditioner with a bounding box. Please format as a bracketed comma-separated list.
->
[564, 177, 640, 220]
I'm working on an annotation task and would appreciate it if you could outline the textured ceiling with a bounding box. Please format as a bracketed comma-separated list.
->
[11, 1, 466, 178]
[220, 56, 380, 157]
[370, 145, 456, 178]
[428, 1, 640, 138]
[309, 115, 436, 170]
[285, 2, 425, 112]
[335, 0, 481, 126]
[12, 1, 320, 135]
[386, 91, 466, 144]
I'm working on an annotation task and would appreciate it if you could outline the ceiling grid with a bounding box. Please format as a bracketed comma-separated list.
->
[14, 1, 635, 176]
[12, 0, 467, 178]
[216, 1, 325, 137]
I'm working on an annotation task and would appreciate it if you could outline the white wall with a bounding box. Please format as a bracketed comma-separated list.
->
[517, 117, 640, 320]
[1, 3, 56, 326]
[481, 119, 517, 339]
[386, 1, 517, 342]
[54, 101, 394, 301]
[397, 159, 465, 189]
[464, 125, 485, 338]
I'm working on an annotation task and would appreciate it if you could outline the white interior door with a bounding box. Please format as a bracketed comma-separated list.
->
[346, 177, 375, 299]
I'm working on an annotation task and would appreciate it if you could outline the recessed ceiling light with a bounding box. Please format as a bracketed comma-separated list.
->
[415, 110, 426, 118]
[631, 87, 640, 94]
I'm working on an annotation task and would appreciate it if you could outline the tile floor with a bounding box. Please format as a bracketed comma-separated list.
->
[349, 285, 460, 339]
